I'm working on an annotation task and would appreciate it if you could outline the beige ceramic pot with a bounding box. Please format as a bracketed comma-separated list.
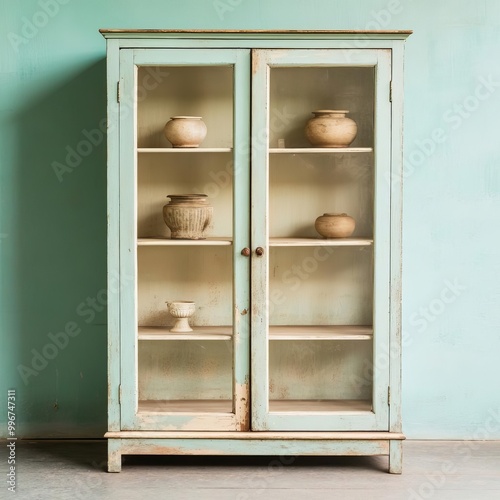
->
[163, 194, 213, 240]
[315, 213, 356, 238]
[305, 110, 357, 148]
[164, 116, 207, 148]
[167, 301, 196, 333]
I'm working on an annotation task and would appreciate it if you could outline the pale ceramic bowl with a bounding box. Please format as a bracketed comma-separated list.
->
[164, 116, 207, 148]
[315, 213, 356, 238]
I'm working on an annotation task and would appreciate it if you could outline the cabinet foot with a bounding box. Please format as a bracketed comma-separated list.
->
[107, 439, 122, 472]
[389, 440, 403, 474]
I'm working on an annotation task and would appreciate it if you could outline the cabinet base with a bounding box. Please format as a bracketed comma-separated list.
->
[105, 431, 405, 473]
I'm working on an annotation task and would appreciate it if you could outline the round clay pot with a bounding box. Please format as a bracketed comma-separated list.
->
[315, 213, 356, 238]
[167, 301, 196, 333]
[164, 116, 207, 148]
[163, 194, 213, 240]
[305, 110, 357, 148]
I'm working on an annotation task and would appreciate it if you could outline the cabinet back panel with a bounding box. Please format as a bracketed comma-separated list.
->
[269, 67, 374, 149]
[137, 66, 233, 148]
[269, 341, 372, 400]
[138, 341, 232, 401]
[269, 155, 373, 238]
[138, 246, 233, 327]
[137, 154, 233, 239]
[269, 246, 373, 325]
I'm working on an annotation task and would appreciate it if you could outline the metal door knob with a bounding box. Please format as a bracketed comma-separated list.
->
[255, 247, 264, 256]
[241, 247, 251, 257]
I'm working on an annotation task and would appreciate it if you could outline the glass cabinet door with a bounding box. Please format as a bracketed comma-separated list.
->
[251, 48, 392, 431]
[119, 49, 250, 431]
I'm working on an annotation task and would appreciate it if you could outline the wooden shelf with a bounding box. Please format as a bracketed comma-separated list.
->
[138, 238, 371, 247]
[137, 148, 373, 154]
[269, 399, 372, 413]
[137, 237, 232, 246]
[137, 147, 232, 153]
[139, 399, 233, 413]
[269, 147, 373, 154]
[107, 430, 405, 440]
[269, 325, 372, 340]
[138, 399, 372, 414]
[138, 325, 372, 341]
[270, 237, 373, 247]
[138, 326, 232, 341]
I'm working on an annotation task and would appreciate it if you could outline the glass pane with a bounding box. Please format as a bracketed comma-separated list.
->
[268, 66, 374, 149]
[267, 65, 375, 413]
[268, 246, 374, 412]
[269, 341, 372, 412]
[138, 340, 233, 413]
[137, 65, 233, 148]
[135, 64, 235, 414]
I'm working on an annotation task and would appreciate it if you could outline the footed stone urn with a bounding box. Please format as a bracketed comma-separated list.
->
[167, 301, 196, 333]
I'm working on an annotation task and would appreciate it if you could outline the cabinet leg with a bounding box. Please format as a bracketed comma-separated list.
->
[107, 439, 122, 473]
[389, 440, 403, 474]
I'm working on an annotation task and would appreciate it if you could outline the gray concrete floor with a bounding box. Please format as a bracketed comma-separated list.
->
[1, 440, 499, 499]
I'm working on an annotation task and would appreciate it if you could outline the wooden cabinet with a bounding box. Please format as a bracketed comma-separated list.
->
[101, 29, 411, 473]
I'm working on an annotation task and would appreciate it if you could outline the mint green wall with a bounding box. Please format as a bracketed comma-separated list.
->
[1, 0, 499, 439]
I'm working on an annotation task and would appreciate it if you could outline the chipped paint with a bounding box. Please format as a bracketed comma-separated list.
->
[251, 49, 260, 74]
[236, 379, 250, 431]
[105, 31, 408, 472]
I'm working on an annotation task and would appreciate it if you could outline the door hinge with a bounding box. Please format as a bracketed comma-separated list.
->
[118, 384, 122, 404]
[117, 81, 120, 103]
[389, 81, 393, 102]
[388, 387, 391, 405]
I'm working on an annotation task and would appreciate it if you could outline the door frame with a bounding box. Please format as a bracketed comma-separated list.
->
[250, 48, 393, 431]
[119, 48, 251, 431]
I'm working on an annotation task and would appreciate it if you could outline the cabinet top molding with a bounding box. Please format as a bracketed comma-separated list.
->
[100, 29, 412, 40]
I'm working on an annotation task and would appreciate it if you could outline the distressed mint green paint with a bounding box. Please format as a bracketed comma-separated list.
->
[117, 47, 251, 431]
[1, 0, 499, 441]
[250, 47, 393, 432]
[106, 433, 402, 471]
[104, 30, 406, 471]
